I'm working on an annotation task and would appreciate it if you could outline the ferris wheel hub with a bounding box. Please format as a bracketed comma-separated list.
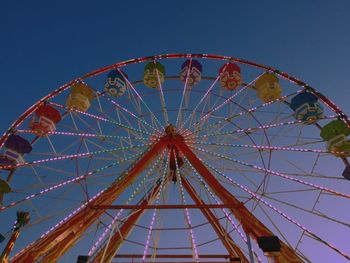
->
[165, 124, 177, 137]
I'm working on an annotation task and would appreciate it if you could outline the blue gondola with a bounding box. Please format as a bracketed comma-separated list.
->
[290, 92, 323, 123]
[104, 70, 128, 97]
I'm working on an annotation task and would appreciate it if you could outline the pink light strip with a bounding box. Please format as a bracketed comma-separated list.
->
[88, 150, 166, 257]
[192, 146, 350, 199]
[190, 120, 304, 139]
[184, 90, 303, 137]
[181, 153, 263, 263]
[174, 151, 199, 261]
[176, 58, 192, 127]
[116, 68, 164, 130]
[0, 143, 150, 170]
[16, 130, 150, 141]
[188, 112, 337, 140]
[179, 74, 221, 132]
[189, 73, 263, 131]
[154, 60, 169, 125]
[185, 114, 336, 140]
[102, 93, 162, 136]
[1, 153, 142, 212]
[10, 188, 106, 261]
[142, 151, 170, 262]
[49, 102, 152, 136]
[193, 142, 331, 154]
[2, 53, 349, 150]
[10, 145, 150, 261]
[204, 159, 350, 261]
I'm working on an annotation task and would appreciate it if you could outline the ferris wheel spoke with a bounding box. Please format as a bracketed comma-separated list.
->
[16, 130, 150, 142]
[92, 93, 107, 136]
[67, 111, 91, 154]
[201, 116, 273, 197]
[153, 60, 170, 126]
[81, 136, 144, 160]
[0, 142, 150, 170]
[94, 103, 147, 142]
[82, 101, 149, 142]
[0, 152, 143, 212]
[9, 139, 163, 262]
[186, 74, 262, 133]
[2, 54, 350, 262]
[191, 145, 350, 199]
[263, 194, 350, 228]
[180, 72, 221, 132]
[187, 90, 302, 137]
[141, 150, 171, 262]
[49, 102, 153, 137]
[255, 202, 313, 263]
[10, 195, 87, 244]
[124, 81, 144, 119]
[190, 92, 211, 132]
[204, 159, 350, 261]
[176, 58, 192, 127]
[189, 116, 335, 140]
[181, 153, 263, 263]
[174, 151, 199, 261]
[256, 202, 294, 248]
[101, 93, 161, 135]
[191, 141, 334, 155]
[95, 89, 159, 137]
[214, 150, 269, 212]
[117, 68, 165, 130]
[88, 149, 167, 257]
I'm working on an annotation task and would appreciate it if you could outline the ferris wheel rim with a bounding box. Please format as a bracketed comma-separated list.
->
[1, 53, 349, 149]
[1, 53, 350, 262]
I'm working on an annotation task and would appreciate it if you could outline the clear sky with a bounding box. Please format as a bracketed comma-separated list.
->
[1, 1, 350, 262]
[1, 0, 350, 131]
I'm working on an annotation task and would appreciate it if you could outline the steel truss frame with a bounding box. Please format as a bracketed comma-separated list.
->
[10, 132, 304, 263]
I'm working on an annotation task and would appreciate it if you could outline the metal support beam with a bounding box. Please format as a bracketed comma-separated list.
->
[11, 138, 168, 263]
[0, 230, 20, 263]
[9, 133, 305, 263]
[91, 179, 168, 263]
[112, 261, 240, 263]
[174, 137, 303, 263]
[181, 176, 249, 263]
[114, 254, 232, 258]
[94, 204, 239, 210]
[246, 233, 255, 263]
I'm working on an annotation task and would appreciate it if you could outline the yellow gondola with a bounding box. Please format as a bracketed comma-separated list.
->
[66, 83, 95, 112]
[143, 62, 165, 88]
[255, 73, 282, 103]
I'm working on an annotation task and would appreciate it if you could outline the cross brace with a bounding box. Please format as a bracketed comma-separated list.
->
[10, 134, 303, 263]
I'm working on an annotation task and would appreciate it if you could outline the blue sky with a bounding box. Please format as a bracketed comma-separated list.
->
[1, 1, 350, 132]
[1, 1, 350, 262]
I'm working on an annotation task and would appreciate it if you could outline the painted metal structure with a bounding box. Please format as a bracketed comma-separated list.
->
[1, 54, 350, 262]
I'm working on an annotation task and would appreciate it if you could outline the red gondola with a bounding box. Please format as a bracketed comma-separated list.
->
[29, 105, 61, 136]
[219, 63, 242, 90]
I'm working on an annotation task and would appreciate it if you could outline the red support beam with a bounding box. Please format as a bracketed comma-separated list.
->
[114, 254, 232, 258]
[0, 230, 20, 263]
[174, 137, 303, 263]
[11, 138, 168, 263]
[112, 261, 240, 263]
[8, 132, 305, 263]
[94, 204, 239, 210]
[91, 179, 168, 263]
[181, 176, 249, 263]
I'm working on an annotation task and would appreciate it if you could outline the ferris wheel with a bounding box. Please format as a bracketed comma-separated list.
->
[0, 53, 350, 263]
